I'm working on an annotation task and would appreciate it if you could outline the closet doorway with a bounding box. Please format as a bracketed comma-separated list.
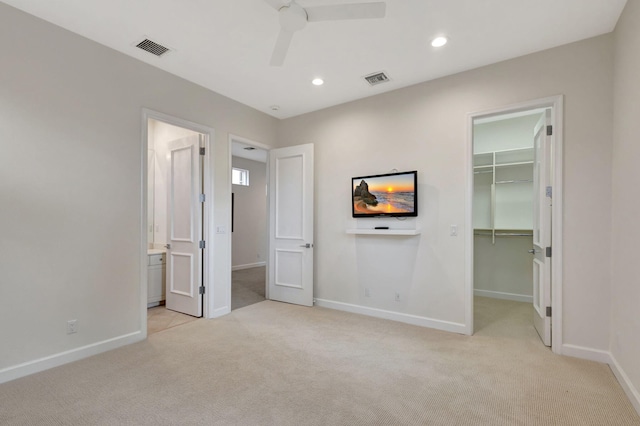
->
[467, 96, 563, 352]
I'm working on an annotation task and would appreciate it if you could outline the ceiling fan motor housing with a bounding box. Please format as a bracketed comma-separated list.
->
[280, 2, 308, 32]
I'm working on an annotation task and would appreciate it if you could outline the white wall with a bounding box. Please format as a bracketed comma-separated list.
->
[231, 156, 267, 269]
[277, 35, 614, 349]
[611, 0, 640, 409]
[474, 114, 542, 153]
[0, 3, 277, 379]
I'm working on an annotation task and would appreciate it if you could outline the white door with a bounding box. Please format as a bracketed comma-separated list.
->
[532, 111, 552, 346]
[166, 135, 203, 317]
[268, 144, 314, 306]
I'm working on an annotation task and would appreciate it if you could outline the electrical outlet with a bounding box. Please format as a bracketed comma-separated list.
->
[67, 319, 78, 334]
[365, 288, 370, 297]
[395, 292, 401, 302]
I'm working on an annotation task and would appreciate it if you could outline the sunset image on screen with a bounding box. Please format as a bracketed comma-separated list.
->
[352, 173, 416, 215]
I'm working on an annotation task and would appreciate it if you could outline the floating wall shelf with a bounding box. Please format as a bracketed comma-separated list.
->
[346, 229, 421, 236]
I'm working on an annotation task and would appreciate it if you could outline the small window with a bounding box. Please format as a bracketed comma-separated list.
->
[232, 167, 249, 186]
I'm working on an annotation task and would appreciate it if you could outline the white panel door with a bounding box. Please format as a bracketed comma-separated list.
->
[268, 144, 314, 306]
[166, 135, 203, 317]
[532, 112, 552, 346]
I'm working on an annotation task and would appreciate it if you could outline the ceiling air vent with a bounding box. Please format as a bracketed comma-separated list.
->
[135, 39, 170, 57]
[364, 72, 390, 86]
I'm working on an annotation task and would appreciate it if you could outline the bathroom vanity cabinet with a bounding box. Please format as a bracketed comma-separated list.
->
[147, 252, 166, 307]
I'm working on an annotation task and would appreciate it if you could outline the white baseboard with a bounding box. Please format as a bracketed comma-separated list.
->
[609, 353, 640, 416]
[561, 343, 612, 364]
[474, 289, 533, 303]
[232, 262, 266, 271]
[314, 298, 467, 334]
[0, 331, 144, 384]
[210, 306, 231, 319]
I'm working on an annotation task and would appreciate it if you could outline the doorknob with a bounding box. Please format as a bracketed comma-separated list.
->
[165, 244, 171, 249]
[299, 243, 313, 248]
[528, 249, 536, 254]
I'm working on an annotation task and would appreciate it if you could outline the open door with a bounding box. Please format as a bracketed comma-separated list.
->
[165, 134, 203, 317]
[532, 111, 552, 346]
[268, 143, 314, 306]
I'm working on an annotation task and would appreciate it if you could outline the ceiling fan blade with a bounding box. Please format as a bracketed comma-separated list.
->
[305, 2, 386, 22]
[264, 0, 288, 11]
[270, 29, 294, 66]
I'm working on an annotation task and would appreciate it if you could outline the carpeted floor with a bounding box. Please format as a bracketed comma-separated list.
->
[147, 305, 200, 335]
[232, 266, 266, 311]
[1, 298, 638, 425]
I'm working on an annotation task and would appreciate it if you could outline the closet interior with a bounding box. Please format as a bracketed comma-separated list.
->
[473, 110, 546, 305]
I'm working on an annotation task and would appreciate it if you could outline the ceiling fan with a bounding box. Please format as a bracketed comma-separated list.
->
[264, 0, 387, 66]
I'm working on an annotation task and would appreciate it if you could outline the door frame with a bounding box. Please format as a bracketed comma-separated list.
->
[141, 109, 215, 336]
[228, 134, 273, 304]
[465, 95, 564, 353]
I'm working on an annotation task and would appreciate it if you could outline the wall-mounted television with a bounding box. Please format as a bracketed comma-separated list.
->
[352, 171, 418, 218]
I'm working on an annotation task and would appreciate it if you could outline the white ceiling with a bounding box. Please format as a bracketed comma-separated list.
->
[2, 0, 627, 119]
[232, 140, 268, 163]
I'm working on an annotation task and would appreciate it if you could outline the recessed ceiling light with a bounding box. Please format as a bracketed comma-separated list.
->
[269, 105, 280, 111]
[431, 36, 448, 47]
[312, 78, 324, 86]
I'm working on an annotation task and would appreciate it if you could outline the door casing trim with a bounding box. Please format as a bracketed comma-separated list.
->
[465, 95, 564, 353]
[141, 108, 215, 335]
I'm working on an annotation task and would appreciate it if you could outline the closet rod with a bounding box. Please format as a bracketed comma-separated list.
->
[495, 179, 533, 184]
[474, 231, 533, 237]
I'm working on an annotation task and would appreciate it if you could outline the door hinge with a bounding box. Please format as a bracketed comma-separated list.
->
[199, 286, 205, 295]
[546, 246, 552, 258]
[199, 147, 205, 155]
[546, 125, 553, 136]
[199, 240, 206, 249]
[199, 193, 205, 202]
[546, 306, 552, 317]
[546, 186, 552, 198]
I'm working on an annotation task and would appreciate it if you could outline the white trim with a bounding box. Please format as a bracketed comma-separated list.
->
[211, 306, 231, 318]
[609, 353, 640, 416]
[232, 262, 267, 271]
[142, 109, 216, 320]
[314, 298, 467, 334]
[561, 344, 612, 364]
[0, 332, 143, 384]
[474, 289, 533, 303]
[465, 113, 474, 336]
[466, 95, 564, 354]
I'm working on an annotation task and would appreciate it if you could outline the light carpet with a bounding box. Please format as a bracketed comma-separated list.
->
[147, 305, 199, 335]
[1, 298, 638, 425]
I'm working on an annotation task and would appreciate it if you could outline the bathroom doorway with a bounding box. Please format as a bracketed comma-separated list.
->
[143, 110, 214, 334]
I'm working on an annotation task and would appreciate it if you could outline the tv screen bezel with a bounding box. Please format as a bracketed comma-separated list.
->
[351, 170, 418, 218]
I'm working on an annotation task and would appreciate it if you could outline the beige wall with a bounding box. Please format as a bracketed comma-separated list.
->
[278, 35, 614, 350]
[612, 0, 640, 404]
[0, 3, 277, 375]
